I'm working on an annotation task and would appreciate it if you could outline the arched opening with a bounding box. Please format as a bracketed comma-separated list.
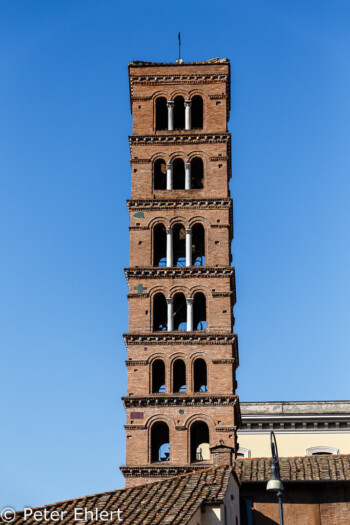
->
[190, 421, 210, 462]
[193, 359, 207, 392]
[174, 96, 185, 130]
[154, 159, 167, 190]
[155, 97, 167, 130]
[152, 359, 165, 393]
[153, 224, 166, 267]
[191, 157, 204, 189]
[193, 293, 207, 330]
[173, 359, 186, 392]
[153, 293, 167, 331]
[173, 293, 187, 330]
[191, 96, 203, 129]
[173, 224, 186, 266]
[192, 223, 205, 266]
[151, 422, 170, 462]
[173, 158, 185, 190]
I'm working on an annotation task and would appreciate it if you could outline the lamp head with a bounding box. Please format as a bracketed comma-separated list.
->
[266, 454, 284, 493]
[266, 478, 284, 492]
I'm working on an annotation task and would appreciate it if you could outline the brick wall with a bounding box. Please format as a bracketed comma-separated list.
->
[240, 483, 350, 525]
[122, 59, 239, 487]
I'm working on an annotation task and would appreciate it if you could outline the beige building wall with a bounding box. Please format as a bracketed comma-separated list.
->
[238, 432, 350, 457]
[238, 401, 350, 458]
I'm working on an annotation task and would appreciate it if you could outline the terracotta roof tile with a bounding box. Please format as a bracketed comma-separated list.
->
[7, 466, 231, 525]
[234, 454, 350, 483]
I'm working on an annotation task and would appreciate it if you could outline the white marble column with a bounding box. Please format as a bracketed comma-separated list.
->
[166, 227, 173, 267]
[186, 298, 194, 331]
[167, 100, 174, 131]
[186, 227, 192, 267]
[166, 297, 174, 331]
[185, 160, 191, 190]
[185, 99, 192, 130]
[166, 162, 173, 190]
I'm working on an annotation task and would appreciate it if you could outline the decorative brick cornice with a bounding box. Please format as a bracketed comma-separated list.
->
[124, 266, 235, 281]
[127, 199, 233, 239]
[124, 425, 145, 431]
[122, 394, 239, 408]
[125, 360, 148, 366]
[130, 158, 151, 164]
[124, 333, 239, 368]
[131, 96, 152, 102]
[209, 94, 226, 100]
[127, 293, 148, 299]
[216, 426, 237, 432]
[210, 224, 230, 229]
[212, 291, 234, 298]
[120, 464, 210, 478]
[209, 155, 228, 162]
[124, 332, 237, 345]
[129, 133, 230, 149]
[127, 197, 232, 210]
[129, 226, 149, 231]
[212, 358, 236, 364]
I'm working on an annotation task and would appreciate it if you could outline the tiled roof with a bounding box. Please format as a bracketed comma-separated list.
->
[235, 455, 350, 483]
[8, 466, 231, 525]
[129, 58, 229, 67]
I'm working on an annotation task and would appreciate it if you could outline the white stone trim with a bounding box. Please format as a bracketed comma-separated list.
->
[237, 447, 251, 458]
[306, 446, 339, 455]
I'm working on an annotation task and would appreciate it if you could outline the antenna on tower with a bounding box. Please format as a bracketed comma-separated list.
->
[176, 32, 183, 64]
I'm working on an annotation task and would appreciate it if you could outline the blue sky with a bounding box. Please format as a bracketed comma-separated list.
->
[1, 0, 350, 511]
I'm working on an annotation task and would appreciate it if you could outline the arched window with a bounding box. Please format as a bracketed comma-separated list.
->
[173, 224, 186, 266]
[173, 359, 186, 392]
[155, 97, 167, 130]
[173, 293, 187, 330]
[191, 157, 203, 189]
[153, 224, 166, 267]
[153, 293, 167, 331]
[152, 360, 165, 393]
[192, 223, 205, 266]
[154, 159, 167, 190]
[174, 96, 185, 130]
[173, 158, 185, 190]
[190, 421, 210, 462]
[193, 293, 206, 330]
[191, 96, 203, 129]
[193, 359, 207, 392]
[151, 422, 170, 462]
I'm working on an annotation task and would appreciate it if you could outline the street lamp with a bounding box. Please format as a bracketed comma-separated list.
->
[266, 431, 284, 525]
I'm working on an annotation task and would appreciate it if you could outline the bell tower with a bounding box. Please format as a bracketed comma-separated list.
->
[120, 58, 240, 487]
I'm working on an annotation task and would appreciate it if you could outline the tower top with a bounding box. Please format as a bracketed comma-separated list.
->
[128, 57, 230, 67]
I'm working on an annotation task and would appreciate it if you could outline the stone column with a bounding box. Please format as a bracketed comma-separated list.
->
[186, 297, 194, 331]
[166, 162, 173, 190]
[186, 227, 192, 267]
[166, 297, 174, 331]
[184, 99, 192, 130]
[167, 100, 174, 131]
[166, 227, 173, 267]
[185, 160, 191, 190]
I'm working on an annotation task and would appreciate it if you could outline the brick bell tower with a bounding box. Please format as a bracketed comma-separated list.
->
[120, 58, 241, 487]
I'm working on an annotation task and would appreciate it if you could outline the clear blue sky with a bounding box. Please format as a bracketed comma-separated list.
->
[1, 0, 350, 511]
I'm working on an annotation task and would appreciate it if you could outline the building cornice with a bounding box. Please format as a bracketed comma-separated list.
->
[124, 332, 237, 345]
[129, 132, 230, 148]
[124, 266, 235, 281]
[122, 394, 239, 408]
[127, 197, 232, 210]
[120, 464, 210, 478]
